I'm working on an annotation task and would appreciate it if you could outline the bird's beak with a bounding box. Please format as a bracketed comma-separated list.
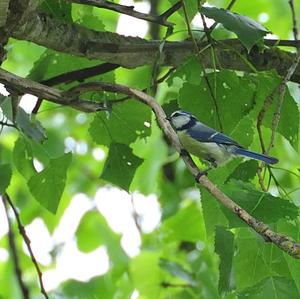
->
[165, 116, 171, 121]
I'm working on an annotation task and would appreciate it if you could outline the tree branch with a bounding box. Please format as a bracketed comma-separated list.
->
[159, 1, 181, 21]
[40, 62, 120, 86]
[32, 62, 119, 114]
[67, 0, 174, 27]
[3, 193, 49, 299]
[0, 68, 107, 112]
[0, 120, 16, 128]
[2, 196, 30, 299]
[266, 0, 300, 154]
[9, 12, 300, 82]
[67, 81, 300, 258]
[257, 0, 300, 158]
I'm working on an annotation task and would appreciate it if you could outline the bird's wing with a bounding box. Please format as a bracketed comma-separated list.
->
[187, 123, 242, 147]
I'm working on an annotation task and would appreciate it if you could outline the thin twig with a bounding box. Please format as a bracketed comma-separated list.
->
[67, 80, 300, 259]
[2, 197, 30, 299]
[265, 0, 300, 154]
[130, 195, 142, 234]
[0, 67, 107, 112]
[182, 1, 223, 131]
[266, 51, 300, 154]
[200, 0, 237, 42]
[159, 1, 182, 21]
[32, 63, 119, 114]
[112, 67, 176, 103]
[257, 170, 267, 192]
[41, 63, 120, 86]
[0, 120, 17, 128]
[289, 0, 299, 40]
[3, 193, 49, 299]
[161, 281, 193, 288]
[67, 0, 174, 27]
[256, 2, 300, 189]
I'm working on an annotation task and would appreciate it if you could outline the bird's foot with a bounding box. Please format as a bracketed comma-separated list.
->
[180, 149, 189, 157]
[195, 171, 208, 182]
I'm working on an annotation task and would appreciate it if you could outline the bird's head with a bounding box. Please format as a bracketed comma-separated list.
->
[167, 110, 197, 130]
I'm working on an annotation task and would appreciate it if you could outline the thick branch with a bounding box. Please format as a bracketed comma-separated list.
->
[9, 12, 300, 82]
[68, 81, 300, 259]
[68, 0, 174, 27]
[0, 68, 106, 112]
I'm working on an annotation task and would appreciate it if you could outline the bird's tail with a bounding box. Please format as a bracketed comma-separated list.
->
[234, 148, 278, 165]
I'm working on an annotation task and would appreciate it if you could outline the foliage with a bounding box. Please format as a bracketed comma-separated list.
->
[0, 0, 300, 299]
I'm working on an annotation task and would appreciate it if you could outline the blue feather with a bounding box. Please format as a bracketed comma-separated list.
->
[233, 148, 278, 164]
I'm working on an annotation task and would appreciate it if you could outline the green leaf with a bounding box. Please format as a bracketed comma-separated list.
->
[0, 164, 12, 194]
[76, 211, 128, 278]
[39, 0, 72, 21]
[76, 210, 105, 252]
[215, 226, 234, 295]
[167, 0, 198, 23]
[13, 137, 35, 180]
[130, 252, 164, 298]
[179, 70, 256, 135]
[183, 0, 198, 22]
[160, 203, 204, 242]
[238, 276, 299, 299]
[167, 56, 203, 86]
[234, 228, 292, 292]
[0, 97, 47, 143]
[226, 160, 258, 183]
[222, 180, 299, 227]
[234, 229, 273, 290]
[200, 6, 269, 50]
[89, 100, 151, 147]
[62, 275, 115, 299]
[28, 152, 72, 213]
[100, 143, 143, 191]
[130, 126, 168, 194]
[201, 188, 228, 238]
[15, 108, 47, 143]
[160, 258, 198, 287]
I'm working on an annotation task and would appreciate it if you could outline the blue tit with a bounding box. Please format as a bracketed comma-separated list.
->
[167, 110, 278, 169]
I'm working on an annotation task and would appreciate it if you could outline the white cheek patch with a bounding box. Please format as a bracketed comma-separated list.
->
[172, 116, 189, 128]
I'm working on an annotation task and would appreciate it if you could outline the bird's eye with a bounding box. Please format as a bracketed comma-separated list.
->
[172, 112, 180, 117]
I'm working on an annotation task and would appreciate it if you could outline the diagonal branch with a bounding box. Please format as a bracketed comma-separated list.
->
[265, 0, 300, 154]
[2, 196, 30, 299]
[182, 1, 223, 131]
[32, 62, 119, 114]
[67, 0, 174, 27]
[3, 193, 49, 299]
[0, 68, 107, 112]
[67, 80, 300, 258]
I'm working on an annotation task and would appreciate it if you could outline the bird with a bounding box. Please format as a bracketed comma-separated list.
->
[167, 110, 278, 172]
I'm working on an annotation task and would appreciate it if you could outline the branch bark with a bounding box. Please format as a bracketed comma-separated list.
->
[3, 193, 49, 299]
[67, 0, 174, 27]
[2, 197, 30, 299]
[1, 62, 300, 258]
[0, 68, 106, 112]
[8, 12, 300, 83]
[67, 81, 300, 259]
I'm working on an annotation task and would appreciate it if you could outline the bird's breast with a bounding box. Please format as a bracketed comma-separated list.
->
[177, 131, 233, 165]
